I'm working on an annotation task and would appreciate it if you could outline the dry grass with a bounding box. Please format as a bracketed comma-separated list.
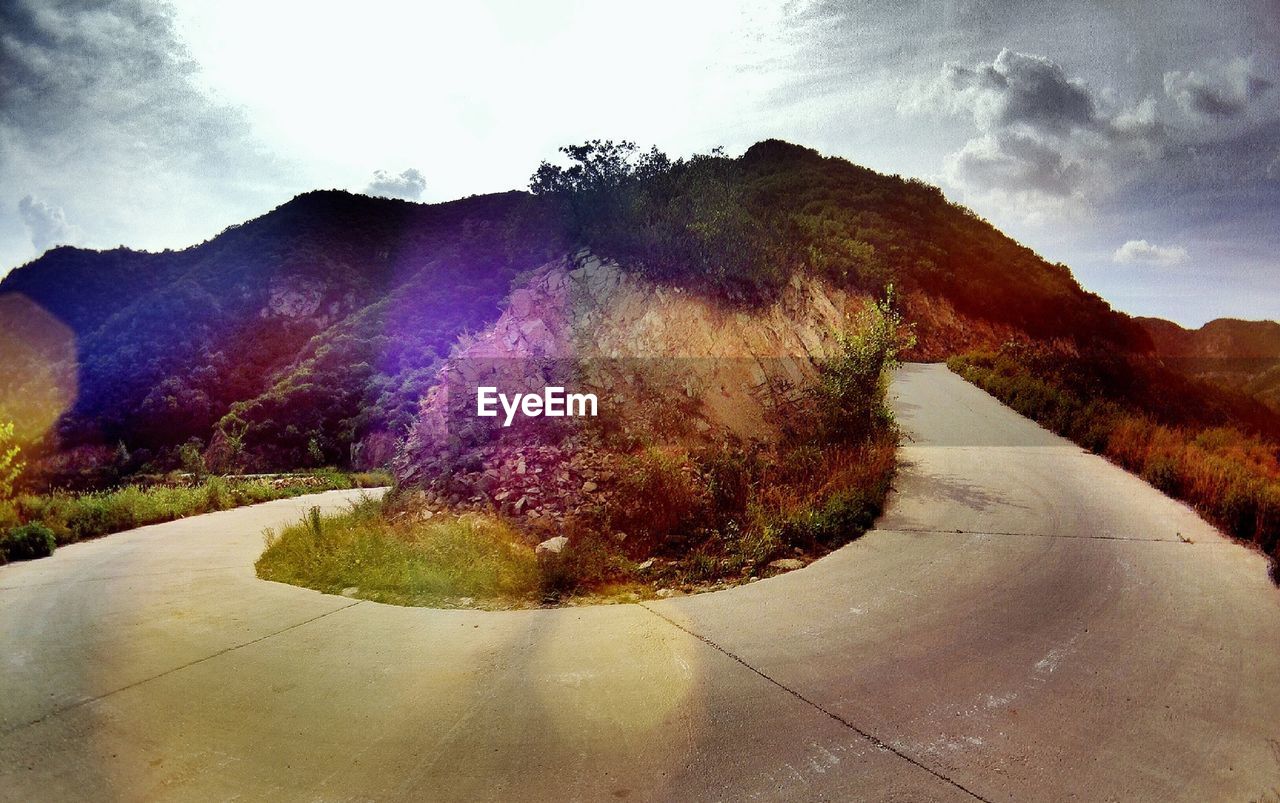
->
[951, 351, 1280, 571]
[257, 497, 540, 608]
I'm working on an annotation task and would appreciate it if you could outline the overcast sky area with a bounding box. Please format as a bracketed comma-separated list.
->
[1, 0, 1277, 326]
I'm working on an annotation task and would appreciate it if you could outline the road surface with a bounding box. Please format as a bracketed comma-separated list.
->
[2, 363, 1278, 801]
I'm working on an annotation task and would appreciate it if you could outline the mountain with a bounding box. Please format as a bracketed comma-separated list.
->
[0, 190, 567, 482]
[1138, 317, 1280, 413]
[1138, 317, 1280, 358]
[0, 139, 1156, 487]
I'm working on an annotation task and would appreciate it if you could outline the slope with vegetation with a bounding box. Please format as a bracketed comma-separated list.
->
[950, 345, 1280, 576]
[267, 139, 1145, 604]
[261, 270, 909, 605]
[0, 139, 1148, 494]
[1139, 316, 1280, 413]
[0, 191, 566, 486]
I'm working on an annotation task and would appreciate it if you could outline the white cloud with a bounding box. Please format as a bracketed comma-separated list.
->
[0, 0, 287, 272]
[1112, 239, 1190, 266]
[904, 49, 1164, 221]
[17, 196, 77, 253]
[1164, 57, 1274, 120]
[364, 168, 427, 201]
[938, 49, 1098, 134]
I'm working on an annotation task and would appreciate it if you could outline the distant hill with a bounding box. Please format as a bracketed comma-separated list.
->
[0, 190, 567, 482]
[1138, 317, 1280, 413]
[0, 140, 1157, 485]
[1138, 317, 1280, 358]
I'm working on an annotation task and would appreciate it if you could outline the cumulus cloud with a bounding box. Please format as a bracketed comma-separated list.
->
[1164, 58, 1274, 119]
[939, 49, 1098, 134]
[17, 196, 77, 252]
[1112, 239, 1190, 267]
[903, 46, 1280, 222]
[365, 169, 426, 200]
[906, 48, 1150, 218]
[944, 131, 1086, 198]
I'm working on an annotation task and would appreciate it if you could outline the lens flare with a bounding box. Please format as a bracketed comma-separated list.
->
[0, 293, 78, 442]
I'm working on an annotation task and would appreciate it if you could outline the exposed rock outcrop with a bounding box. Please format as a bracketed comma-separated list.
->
[394, 250, 871, 530]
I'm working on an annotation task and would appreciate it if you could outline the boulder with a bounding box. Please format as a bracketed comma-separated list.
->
[536, 536, 569, 557]
[767, 558, 805, 571]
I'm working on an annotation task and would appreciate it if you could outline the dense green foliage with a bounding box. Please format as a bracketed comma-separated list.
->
[809, 289, 914, 443]
[1, 522, 55, 562]
[531, 139, 1147, 350]
[0, 191, 566, 482]
[951, 346, 1280, 573]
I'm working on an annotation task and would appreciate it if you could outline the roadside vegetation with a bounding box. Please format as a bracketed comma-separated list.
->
[257, 498, 539, 607]
[949, 345, 1280, 579]
[257, 295, 910, 606]
[0, 470, 390, 563]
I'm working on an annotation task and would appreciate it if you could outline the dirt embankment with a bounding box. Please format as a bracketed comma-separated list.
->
[394, 251, 869, 529]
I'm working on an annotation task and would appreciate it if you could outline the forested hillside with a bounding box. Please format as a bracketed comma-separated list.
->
[0, 140, 1160, 488]
[0, 191, 566, 484]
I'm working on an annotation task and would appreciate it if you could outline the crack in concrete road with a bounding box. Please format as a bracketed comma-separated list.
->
[884, 526, 1192, 543]
[1, 600, 364, 736]
[638, 602, 993, 802]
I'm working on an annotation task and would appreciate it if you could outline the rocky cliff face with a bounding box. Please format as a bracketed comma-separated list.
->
[394, 251, 869, 528]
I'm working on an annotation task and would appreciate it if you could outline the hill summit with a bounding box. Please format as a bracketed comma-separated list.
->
[0, 139, 1150, 486]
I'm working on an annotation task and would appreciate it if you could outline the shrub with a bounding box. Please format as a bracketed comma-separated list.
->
[539, 527, 628, 597]
[606, 447, 711, 555]
[178, 440, 206, 481]
[1141, 453, 1181, 495]
[2, 523, 56, 561]
[811, 288, 913, 444]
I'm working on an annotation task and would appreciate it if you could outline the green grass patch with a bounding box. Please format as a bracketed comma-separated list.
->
[0, 471, 391, 554]
[256, 497, 540, 607]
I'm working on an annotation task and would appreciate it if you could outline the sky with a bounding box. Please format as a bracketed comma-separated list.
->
[1, 0, 1277, 327]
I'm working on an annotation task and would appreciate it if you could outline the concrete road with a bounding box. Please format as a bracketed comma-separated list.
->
[2, 364, 1278, 802]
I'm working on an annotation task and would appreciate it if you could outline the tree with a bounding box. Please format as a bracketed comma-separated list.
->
[529, 140, 673, 243]
[0, 421, 25, 498]
[529, 140, 671, 198]
[529, 141, 782, 299]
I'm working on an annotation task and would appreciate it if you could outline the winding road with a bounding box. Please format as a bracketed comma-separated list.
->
[2, 364, 1278, 801]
